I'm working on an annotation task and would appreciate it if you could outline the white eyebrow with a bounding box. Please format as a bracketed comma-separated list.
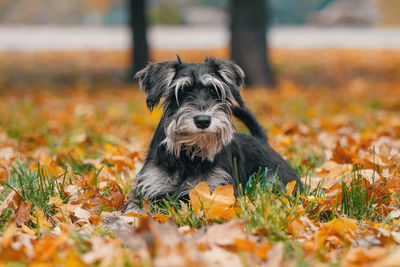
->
[200, 74, 228, 100]
[170, 77, 192, 105]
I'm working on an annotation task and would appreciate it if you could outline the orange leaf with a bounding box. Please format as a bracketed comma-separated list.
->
[153, 213, 171, 224]
[286, 181, 297, 195]
[342, 246, 387, 267]
[189, 182, 236, 221]
[256, 242, 274, 260]
[235, 238, 256, 251]
[304, 217, 359, 256]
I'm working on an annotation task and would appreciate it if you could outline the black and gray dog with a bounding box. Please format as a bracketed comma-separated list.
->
[125, 56, 299, 212]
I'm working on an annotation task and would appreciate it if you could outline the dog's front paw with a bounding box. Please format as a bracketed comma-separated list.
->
[123, 200, 145, 215]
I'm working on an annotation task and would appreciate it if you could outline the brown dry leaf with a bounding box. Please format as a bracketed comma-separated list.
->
[315, 161, 353, 188]
[82, 237, 122, 266]
[265, 242, 285, 267]
[189, 182, 236, 221]
[73, 207, 91, 220]
[196, 220, 250, 251]
[122, 217, 202, 267]
[341, 246, 387, 267]
[15, 201, 32, 226]
[2, 223, 18, 247]
[200, 245, 243, 267]
[0, 191, 22, 213]
[373, 247, 400, 267]
[105, 191, 125, 210]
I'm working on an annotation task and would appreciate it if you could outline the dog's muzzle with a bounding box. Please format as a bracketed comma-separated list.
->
[162, 102, 234, 161]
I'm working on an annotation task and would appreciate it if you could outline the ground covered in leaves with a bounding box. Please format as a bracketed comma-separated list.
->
[0, 49, 400, 266]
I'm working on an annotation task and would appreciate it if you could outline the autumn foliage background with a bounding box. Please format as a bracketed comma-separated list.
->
[1, 47, 400, 266]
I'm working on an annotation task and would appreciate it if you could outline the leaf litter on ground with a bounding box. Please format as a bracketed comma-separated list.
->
[0, 48, 400, 266]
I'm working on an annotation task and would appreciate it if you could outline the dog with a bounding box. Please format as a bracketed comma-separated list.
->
[124, 56, 299, 212]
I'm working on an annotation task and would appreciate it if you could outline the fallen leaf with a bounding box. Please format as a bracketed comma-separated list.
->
[15, 201, 32, 226]
[286, 181, 297, 195]
[189, 182, 236, 221]
[196, 220, 250, 250]
[153, 214, 171, 224]
[0, 191, 22, 213]
[234, 238, 256, 251]
[342, 246, 387, 267]
[256, 242, 274, 260]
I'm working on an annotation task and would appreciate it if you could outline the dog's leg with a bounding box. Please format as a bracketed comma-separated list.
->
[124, 163, 178, 213]
[123, 187, 144, 214]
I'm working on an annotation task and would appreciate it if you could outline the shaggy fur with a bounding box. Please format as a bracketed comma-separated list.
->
[124, 57, 299, 211]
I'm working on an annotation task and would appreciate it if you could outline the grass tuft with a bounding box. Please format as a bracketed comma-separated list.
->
[1, 162, 70, 220]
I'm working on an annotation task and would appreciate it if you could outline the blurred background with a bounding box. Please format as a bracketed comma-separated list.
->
[0, 0, 399, 89]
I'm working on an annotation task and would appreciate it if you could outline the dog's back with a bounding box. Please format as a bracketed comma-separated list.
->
[232, 105, 268, 143]
[231, 105, 299, 188]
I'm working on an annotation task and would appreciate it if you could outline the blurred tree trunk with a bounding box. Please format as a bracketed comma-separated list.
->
[230, 0, 274, 87]
[129, 0, 149, 78]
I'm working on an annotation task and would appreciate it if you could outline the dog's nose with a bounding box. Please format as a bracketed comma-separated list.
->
[194, 115, 211, 129]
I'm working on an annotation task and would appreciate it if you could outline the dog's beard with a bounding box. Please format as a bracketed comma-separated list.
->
[162, 103, 234, 161]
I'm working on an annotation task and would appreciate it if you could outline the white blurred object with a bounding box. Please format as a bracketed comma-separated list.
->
[0, 25, 400, 50]
[307, 0, 378, 27]
[181, 6, 228, 26]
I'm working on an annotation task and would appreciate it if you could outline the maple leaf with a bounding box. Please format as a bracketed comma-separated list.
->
[189, 182, 237, 221]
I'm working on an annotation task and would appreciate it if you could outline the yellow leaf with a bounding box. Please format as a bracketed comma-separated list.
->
[153, 213, 171, 223]
[286, 181, 297, 195]
[124, 212, 149, 220]
[31, 209, 52, 229]
[21, 224, 36, 236]
[298, 194, 323, 203]
[48, 196, 63, 205]
[72, 147, 85, 160]
[304, 217, 359, 255]
[189, 182, 236, 221]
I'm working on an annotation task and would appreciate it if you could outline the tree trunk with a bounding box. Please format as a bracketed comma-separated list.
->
[129, 0, 149, 78]
[230, 0, 274, 87]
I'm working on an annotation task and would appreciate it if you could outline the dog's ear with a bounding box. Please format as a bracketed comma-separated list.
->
[135, 61, 178, 111]
[204, 57, 245, 107]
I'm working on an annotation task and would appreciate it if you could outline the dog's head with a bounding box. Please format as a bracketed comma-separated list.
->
[135, 56, 245, 161]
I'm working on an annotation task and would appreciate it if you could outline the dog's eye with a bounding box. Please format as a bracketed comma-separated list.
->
[208, 86, 218, 97]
